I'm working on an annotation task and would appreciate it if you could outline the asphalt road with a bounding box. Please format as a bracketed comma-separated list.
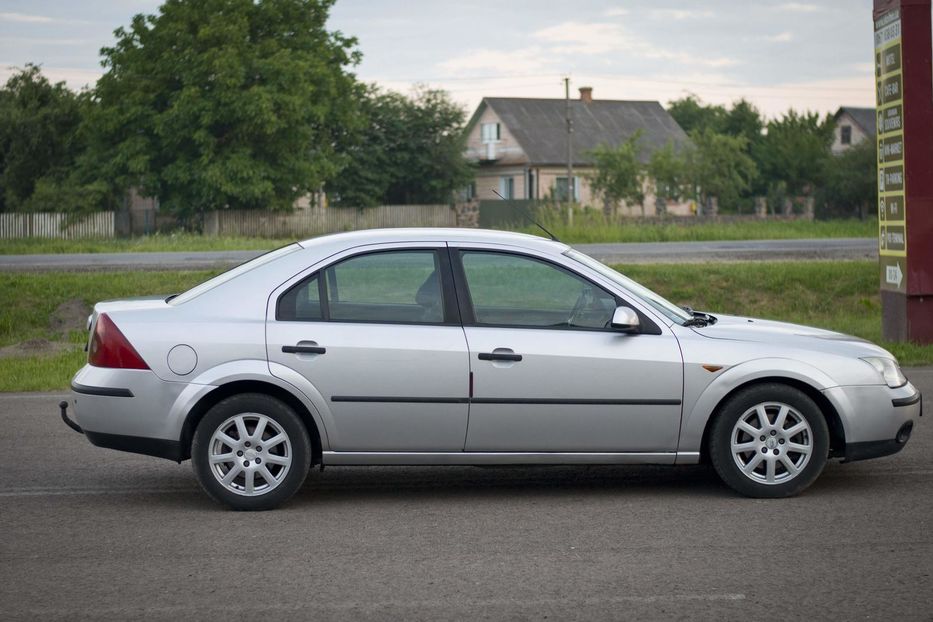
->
[0, 237, 876, 271]
[2, 368, 931, 620]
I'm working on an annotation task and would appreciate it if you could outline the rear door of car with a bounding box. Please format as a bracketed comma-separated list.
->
[267, 243, 470, 451]
[449, 245, 684, 453]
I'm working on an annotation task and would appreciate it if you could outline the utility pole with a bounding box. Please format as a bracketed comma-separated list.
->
[564, 76, 574, 225]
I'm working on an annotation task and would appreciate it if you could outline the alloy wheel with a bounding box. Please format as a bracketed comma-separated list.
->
[208, 413, 292, 496]
[730, 401, 813, 485]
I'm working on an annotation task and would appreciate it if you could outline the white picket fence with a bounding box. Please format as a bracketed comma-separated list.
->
[203, 205, 457, 238]
[0, 211, 115, 239]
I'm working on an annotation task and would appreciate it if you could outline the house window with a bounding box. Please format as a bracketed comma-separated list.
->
[481, 122, 500, 143]
[840, 125, 852, 145]
[498, 176, 514, 200]
[555, 177, 580, 202]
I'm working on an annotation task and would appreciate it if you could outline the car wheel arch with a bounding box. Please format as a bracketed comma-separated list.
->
[179, 380, 323, 465]
[697, 376, 846, 464]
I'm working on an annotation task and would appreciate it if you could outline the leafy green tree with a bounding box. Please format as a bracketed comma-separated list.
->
[685, 128, 757, 212]
[667, 94, 727, 134]
[88, 0, 362, 221]
[329, 86, 473, 207]
[721, 99, 765, 148]
[755, 110, 834, 197]
[819, 139, 877, 219]
[647, 141, 688, 214]
[588, 132, 645, 214]
[0, 65, 84, 212]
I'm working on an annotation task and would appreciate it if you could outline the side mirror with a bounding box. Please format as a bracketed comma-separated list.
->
[611, 306, 641, 332]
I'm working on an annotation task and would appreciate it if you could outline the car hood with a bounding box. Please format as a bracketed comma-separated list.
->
[690, 313, 891, 357]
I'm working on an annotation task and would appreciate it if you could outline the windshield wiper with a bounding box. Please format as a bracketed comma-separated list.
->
[682, 307, 717, 327]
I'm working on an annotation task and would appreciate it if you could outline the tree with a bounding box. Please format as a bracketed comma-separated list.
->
[88, 0, 362, 221]
[667, 94, 727, 134]
[685, 128, 757, 213]
[755, 110, 834, 197]
[329, 86, 473, 207]
[647, 141, 688, 215]
[0, 65, 84, 212]
[588, 132, 646, 215]
[819, 139, 877, 219]
[721, 99, 765, 149]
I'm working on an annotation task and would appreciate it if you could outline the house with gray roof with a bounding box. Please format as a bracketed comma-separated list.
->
[832, 106, 876, 155]
[463, 87, 690, 215]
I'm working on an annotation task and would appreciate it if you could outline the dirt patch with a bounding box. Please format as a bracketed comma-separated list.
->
[49, 298, 91, 336]
[0, 338, 79, 359]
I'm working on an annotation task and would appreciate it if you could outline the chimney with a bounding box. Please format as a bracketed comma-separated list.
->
[579, 86, 593, 103]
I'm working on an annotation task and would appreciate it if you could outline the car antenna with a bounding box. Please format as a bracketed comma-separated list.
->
[490, 189, 561, 242]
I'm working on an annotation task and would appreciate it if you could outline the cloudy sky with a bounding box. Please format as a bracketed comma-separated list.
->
[1, 0, 876, 118]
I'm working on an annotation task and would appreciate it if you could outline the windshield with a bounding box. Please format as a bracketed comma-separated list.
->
[168, 243, 301, 305]
[564, 249, 693, 325]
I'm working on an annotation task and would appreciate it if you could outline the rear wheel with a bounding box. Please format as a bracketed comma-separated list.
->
[192, 393, 311, 510]
[709, 383, 829, 498]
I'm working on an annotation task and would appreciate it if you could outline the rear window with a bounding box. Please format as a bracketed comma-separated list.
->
[168, 244, 301, 306]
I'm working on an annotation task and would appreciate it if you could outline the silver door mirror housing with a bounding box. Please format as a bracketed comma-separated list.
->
[611, 306, 641, 332]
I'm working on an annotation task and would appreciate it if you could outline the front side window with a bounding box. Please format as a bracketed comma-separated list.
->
[564, 248, 691, 325]
[460, 252, 616, 329]
[278, 250, 445, 324]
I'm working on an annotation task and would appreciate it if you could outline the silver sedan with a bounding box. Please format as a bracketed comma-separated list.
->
[63, 228, 922, 510]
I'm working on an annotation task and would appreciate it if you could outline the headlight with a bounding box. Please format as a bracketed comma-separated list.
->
[861, 357, 907, 388]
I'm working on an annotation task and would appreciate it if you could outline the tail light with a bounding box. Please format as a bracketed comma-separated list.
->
[88, 313, 150, 370]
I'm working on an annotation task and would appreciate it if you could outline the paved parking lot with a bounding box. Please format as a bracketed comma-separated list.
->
[2, 369, 931, 620]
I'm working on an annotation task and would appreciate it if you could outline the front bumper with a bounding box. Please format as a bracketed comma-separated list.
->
[822, 382, 922, 463]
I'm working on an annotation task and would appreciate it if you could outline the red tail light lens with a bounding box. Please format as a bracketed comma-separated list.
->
[88, 313, 150, 370]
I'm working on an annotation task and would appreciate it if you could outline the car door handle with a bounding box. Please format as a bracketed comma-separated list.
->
[478, 352, 522, 362]
[282, 345, 326, 355]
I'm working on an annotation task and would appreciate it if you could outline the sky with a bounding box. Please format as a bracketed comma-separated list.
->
[0, 0, 878, 119]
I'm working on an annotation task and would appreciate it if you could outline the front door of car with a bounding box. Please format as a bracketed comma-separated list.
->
[267, 245, 470, 451]
[451, 249, 684, 453]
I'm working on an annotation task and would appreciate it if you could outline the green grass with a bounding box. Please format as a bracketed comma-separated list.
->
[0, 232, 282, 255]
[624, 261, 932, 366]
[0, 218, 877, 254]
[511, 215, 878, 244]
[0, 260, 929, 392]
[0, 270, 218, 392]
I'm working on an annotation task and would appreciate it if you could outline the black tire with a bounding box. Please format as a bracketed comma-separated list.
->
[709, 383, 829, 498]
[192, 393, 312, 511]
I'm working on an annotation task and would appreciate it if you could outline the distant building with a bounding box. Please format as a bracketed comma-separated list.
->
[832, 106, 876, 155]
[463, 88, 691, 215]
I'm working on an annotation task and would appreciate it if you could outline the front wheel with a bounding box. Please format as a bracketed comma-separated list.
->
[709, 383, 829, 498]
[192, 393, 311, 510]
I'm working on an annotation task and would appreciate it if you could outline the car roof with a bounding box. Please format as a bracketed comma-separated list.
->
[297, 227, 569, 255]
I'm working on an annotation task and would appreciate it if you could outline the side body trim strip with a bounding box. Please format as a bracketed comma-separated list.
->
[331, 396, 681, 406]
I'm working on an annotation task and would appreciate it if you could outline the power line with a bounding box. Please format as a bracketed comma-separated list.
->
[361, 72, 873, 94]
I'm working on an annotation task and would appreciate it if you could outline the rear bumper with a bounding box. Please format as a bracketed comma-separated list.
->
[83, 429, 184, 462]
[61, 385, 186, 461]
[68, 365, 198, 461]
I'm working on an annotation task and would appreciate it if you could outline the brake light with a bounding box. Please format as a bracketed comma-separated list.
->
[88, 313, 150, 370]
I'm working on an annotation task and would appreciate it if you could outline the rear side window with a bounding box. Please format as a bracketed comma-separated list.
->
[277, 250, 445, 324]
[277, 274, 322, 322]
